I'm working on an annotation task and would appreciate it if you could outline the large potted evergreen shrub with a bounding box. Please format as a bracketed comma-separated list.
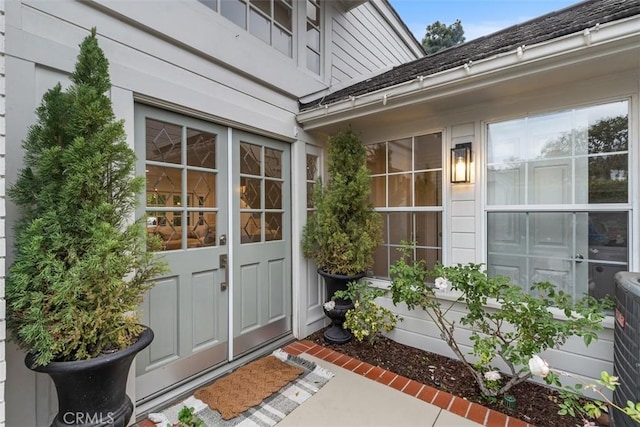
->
[6, 28, 166, 426]
[302, 129, 382, 343]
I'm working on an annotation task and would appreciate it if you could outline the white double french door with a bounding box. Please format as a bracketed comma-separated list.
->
[134, 105, 291, 401]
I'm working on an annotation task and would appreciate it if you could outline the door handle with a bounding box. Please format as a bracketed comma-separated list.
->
[220, 254, 228, 291]
[575, 253, 584, 264]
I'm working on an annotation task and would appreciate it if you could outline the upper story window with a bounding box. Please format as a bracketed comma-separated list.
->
[200, 0, 293, 57]
[306, 0, 321, 74]
[366, 133, 443, 278]
[486, 100, 629, 302]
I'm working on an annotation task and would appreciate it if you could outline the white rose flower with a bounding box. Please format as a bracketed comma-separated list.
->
[323, 300, 335, 311]
[434, 277, 451, 291]
[484, 370, 501, 381]
[528, 355, 550, 377]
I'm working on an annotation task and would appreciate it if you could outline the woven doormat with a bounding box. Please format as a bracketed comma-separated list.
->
[149, 349, 334, 427]
[196, 354, 303, 419]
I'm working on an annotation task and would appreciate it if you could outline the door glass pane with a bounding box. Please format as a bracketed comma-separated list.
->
[193, 212, 217, 247]
[241, 212, 261, 243]
[186, 129, 216, 168]
[306, 154, 318, 180]
[147, 166, 181, 206]
[265, 212, 282, 241]
[187, 171, 216, 208]
[221, 0, 247, 28]
[265, 148, 282, 178]
[146, 119, 182, 164]
[240, 142, 261, 175]
[240, 177, 261, 209]
[265, 180, 282, 209]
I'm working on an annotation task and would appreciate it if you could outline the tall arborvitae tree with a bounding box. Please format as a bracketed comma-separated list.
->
[7, 28, 166, 367]
[302, 129, 382, 275]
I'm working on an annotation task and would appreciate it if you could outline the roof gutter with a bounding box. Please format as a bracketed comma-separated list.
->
[296, 16, 639, 130]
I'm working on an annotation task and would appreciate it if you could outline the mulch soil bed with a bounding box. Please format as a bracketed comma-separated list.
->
[306, 328, 598, 427]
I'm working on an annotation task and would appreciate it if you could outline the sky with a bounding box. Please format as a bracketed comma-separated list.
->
[389, 0, 580, 42]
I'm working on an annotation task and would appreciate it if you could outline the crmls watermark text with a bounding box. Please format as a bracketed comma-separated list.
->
[63, 412, 115, 424]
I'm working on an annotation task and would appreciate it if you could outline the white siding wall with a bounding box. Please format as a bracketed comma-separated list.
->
[341, 67, 639, 392]
[2, 0, 420, 423]
[0, 1, 5, 424]
[328, 1, 421, 85]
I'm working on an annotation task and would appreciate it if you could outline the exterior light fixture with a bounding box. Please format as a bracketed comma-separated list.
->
[450, 142, 472, 183]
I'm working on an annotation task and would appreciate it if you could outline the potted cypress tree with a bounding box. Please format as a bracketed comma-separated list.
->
[6, 28, 166, 426]
[302, 129, 382, 343]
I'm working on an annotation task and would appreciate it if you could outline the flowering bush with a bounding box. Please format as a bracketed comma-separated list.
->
[333, 280, 401, 344]
[389, 244, 613, 398]
[528, 356, 640, 425]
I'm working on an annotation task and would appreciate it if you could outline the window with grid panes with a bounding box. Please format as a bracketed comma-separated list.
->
[366, 133, 443, 278]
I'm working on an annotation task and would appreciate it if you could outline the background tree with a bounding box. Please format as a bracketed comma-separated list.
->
[421, 19, 465, 54]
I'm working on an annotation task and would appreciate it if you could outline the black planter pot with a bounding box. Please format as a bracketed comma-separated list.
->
[319, 269, 365, 344]
[25, 326, 154, 427]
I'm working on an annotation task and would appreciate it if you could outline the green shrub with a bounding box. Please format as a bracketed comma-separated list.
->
[333, 280, 401, 344]
[7, 28, 167, 367]
[301, 129, 382, 275]
[389, 243, 612, 398]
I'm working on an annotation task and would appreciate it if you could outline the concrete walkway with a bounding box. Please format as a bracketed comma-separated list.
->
[277, 352, 481, 427]
[135, 340, 534, 427]
[281, 340, 534, 427]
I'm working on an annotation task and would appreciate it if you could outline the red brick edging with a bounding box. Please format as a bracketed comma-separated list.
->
[283, 340, 535, 427]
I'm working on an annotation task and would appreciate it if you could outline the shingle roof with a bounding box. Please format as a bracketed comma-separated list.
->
[300, 0, 640, 111]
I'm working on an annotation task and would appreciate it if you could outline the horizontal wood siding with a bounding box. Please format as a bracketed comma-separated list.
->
[378, 295, 615, 398]
[329, 2, 420, 85]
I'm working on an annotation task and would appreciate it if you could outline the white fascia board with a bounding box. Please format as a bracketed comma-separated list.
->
[297, 16, 640, 130]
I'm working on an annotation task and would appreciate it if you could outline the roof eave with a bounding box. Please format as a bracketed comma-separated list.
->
[296, 16, 639, 131]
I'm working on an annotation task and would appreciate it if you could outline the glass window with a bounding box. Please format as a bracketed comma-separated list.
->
[306, 0, 321, 74]
[367, 133, 443, 278]
[221, 0, 247, 29]
[146, 119, 218, 251]
[216, 0, 293, 57]
[486, 100, 629, 302]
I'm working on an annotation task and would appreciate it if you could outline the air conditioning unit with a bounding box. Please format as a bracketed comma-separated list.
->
[612, 271, 640, 427]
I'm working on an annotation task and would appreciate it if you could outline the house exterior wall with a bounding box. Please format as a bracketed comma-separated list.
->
[354, 66, 639, 392]
[0, 1, 5, 424]
[1, 0, 420, 424]
[328, 0, 421, 84]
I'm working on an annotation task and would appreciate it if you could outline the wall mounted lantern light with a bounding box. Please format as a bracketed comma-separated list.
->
[450, 142, 472, 183]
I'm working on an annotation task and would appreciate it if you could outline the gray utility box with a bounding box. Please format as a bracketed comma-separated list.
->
[612, 271, 640, 427]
